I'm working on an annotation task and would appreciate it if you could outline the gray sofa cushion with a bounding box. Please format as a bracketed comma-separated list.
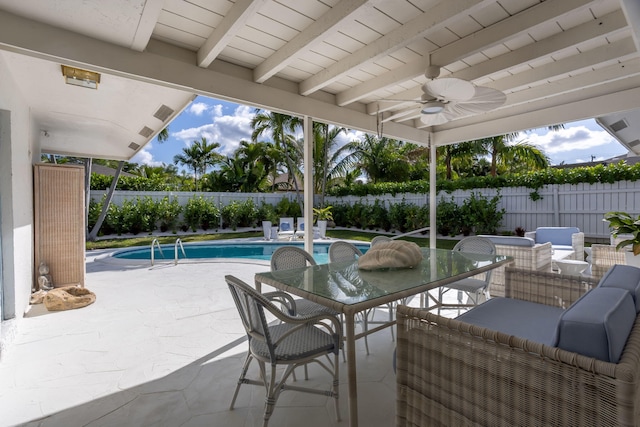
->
[534, 227, 579, 246]
[478, 235, 535, 247]
[598, 264, 640, 313]
[457, 297, 564, 346]
[555, 287, 635, 363]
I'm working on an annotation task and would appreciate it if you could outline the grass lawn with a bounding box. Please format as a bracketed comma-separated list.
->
[86, 229, 460, 250]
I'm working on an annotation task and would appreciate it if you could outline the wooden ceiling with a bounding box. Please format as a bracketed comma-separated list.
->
[0, 0, 639, 157]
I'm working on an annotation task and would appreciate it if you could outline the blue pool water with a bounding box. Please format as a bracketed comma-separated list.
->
[112, 241, 370, 264]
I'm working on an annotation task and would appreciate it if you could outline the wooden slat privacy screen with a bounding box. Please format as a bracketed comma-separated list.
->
[34, 163, 85, 288]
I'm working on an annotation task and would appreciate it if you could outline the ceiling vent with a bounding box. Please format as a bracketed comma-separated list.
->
[610, 119, 628, 132]
[154, 105, 174, 122]
[139, 126, 154, 138]
[128, 142, 140, 151]
[628, 139, 640, 148]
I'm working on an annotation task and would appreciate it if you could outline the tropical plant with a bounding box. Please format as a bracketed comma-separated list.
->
[335, 135, 410, 183]
[476, 133, 549, 176]
[251, 111, 303, 209]
[313, 206, 333, 223]
[603, 211, 640, 255]
[173, 137, 222, 191]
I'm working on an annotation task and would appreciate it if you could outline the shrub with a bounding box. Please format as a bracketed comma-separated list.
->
[370, 200, 390, 231]
[157, 196, 182, 232]
[462, 192, 505, 235]
[237, 199, 259, 227]
[436, 197, 461, 236]
[258, 202, 279, 224]
[183, 196, 218, 232]
[221, 201, 242, 230]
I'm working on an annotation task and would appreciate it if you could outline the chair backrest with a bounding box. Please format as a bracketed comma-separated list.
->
[329, 241, 363, 263]
[453, 236, 497, 284]
[296, 217, 305, 231]
[591, 244, 626, 280]
[225, 275, 276, 358]
[271, 246, 317, 271]
[371, 235, 392, 247]
[279, 217, 294, 232]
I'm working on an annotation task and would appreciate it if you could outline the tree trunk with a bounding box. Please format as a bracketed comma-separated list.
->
[87, 161, 124, 241]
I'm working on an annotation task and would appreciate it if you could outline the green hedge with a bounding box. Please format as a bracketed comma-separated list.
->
[329, 161, 640, 196]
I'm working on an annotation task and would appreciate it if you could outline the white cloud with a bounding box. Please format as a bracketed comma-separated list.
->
[212, 104, 223, 117]
[171, 105, 255, 156]
[527, 125, 615, 154]
[188, 102, 210, 116]
[524, 121, 629, 165]
[131, 145, 163, 167]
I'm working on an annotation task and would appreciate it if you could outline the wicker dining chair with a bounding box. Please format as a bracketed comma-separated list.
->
[271, 246, 344, 366]
[328, 240, 396, 354]
[270, 245, 343, 316]
[226, 275, 341, 427]
[370, 235, 392, 246]
[434, 236, 496, 314]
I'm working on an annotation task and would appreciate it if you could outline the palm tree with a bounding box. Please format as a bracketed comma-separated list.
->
[478, 133, 549, 176]
[173, 137, 222, 190]
[156, 127, 169, 143]
[251, 111, 303, 208]
[312, 123, 346, 206]
[335, 135, 409, 183]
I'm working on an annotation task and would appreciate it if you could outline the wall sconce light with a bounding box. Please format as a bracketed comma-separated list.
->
[61, 65, 101, 89]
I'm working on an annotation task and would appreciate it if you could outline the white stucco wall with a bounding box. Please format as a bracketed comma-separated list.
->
[0, 52, 37, 356]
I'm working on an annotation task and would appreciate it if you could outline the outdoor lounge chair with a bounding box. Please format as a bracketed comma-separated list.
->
[294, 216, 306, 239]
[226, 275, 341, 427]
[276, 217, 294, 240]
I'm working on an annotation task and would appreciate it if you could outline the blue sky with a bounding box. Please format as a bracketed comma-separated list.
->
[132, 95, 628, 170]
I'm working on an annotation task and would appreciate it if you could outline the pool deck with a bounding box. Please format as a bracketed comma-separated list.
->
[0, 244, 415, 427]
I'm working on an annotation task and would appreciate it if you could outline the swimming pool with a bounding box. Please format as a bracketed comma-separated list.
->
[112, 240, 370, 264]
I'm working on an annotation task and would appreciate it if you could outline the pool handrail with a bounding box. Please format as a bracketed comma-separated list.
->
[150, 238, 164, 266]
[175, 238, 186, 265]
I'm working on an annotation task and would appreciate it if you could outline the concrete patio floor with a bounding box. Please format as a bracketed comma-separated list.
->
[0, 248, 406, 427]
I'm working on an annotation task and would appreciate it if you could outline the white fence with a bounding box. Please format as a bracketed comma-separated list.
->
[91, 180, 640, 239]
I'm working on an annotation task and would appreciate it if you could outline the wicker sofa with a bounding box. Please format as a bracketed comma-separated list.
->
[396, 266, 640, 427]
[478, 235, 552, 297]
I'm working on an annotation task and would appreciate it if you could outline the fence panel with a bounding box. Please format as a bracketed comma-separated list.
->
[91, 180, 640, 239]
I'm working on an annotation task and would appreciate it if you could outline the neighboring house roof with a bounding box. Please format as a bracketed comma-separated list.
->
[552, 154, 640, 169]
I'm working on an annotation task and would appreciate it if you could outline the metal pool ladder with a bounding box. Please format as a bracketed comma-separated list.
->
[150, 238, 164, 266]
[174, 238, 186, 265]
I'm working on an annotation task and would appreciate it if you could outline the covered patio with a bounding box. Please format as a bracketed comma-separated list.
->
[0, 252, 399, 426]
[2, 0, 640, 425]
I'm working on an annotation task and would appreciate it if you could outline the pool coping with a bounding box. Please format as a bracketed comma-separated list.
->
[91, 237, 368, 267]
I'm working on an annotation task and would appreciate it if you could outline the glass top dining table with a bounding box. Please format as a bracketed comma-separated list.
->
[254, 247, 511, 427]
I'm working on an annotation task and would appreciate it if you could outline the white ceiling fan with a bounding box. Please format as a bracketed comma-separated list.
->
[382, 66, 507, 126]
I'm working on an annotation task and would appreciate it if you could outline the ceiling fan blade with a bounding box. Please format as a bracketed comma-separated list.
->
[448, 86, 507, 115]
[378, 98, 425, 103]
[423, 78, 475, 102]
[419, 111, 453, 126]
